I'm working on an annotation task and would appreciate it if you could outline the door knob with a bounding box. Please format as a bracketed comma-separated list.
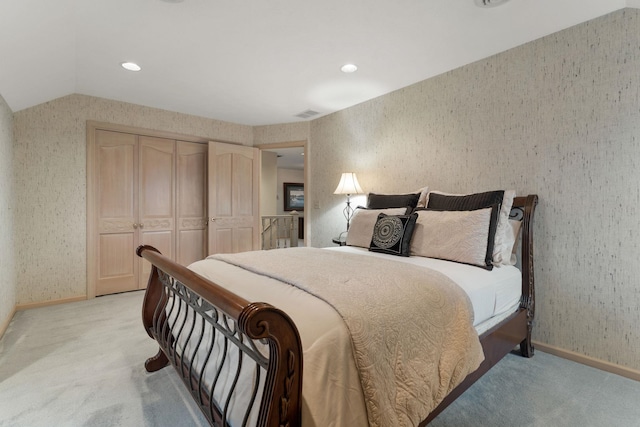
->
[133, 223, 138, 229]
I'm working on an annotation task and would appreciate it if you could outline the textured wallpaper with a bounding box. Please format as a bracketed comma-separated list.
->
[309, 9, 640, 371]
[253, 122, 310, 145]
[12, 94, 253, 305]
[0, 94, 16, 330]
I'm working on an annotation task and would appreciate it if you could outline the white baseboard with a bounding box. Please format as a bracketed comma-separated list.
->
[1, 296, 87, 339]
[0, 305, 17, 340]
[533, 340, 640, 382]
[16, 295, 87, 311]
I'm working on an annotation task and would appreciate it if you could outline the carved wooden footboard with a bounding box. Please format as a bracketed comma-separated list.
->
[138, 194, 537, 426]
[137, 245, 303, 427]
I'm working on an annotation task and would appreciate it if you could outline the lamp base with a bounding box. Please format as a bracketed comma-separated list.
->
[343, 195, 354, 231]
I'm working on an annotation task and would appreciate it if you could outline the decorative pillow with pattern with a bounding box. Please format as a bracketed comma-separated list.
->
[369, 213, 418, 257]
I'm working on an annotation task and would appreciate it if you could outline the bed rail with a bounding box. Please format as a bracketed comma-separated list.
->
[423, 194, 538, 424]
[137, 245, 303, 427]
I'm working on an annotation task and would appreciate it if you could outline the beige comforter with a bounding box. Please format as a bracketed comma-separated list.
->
[213, 247, 483, 427]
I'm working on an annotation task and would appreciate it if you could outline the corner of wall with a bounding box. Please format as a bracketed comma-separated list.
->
[0, 306, 17, 341]
[0, 92, 17, 338]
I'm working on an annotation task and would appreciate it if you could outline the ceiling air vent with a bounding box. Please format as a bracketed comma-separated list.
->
[474, 0, 510, 7]
[294, 109, 320, 119]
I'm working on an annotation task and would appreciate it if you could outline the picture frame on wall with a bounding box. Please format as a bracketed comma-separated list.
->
[284, 182, 304, 211]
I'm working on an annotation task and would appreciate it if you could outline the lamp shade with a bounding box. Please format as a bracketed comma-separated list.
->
[333, 172, 364, 195]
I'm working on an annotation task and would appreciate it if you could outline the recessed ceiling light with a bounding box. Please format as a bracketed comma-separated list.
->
[341, 64, 358, 73]
[121, 62, 141, 72]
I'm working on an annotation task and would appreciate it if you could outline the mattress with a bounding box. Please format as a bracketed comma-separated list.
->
[326, 246, 522, 329]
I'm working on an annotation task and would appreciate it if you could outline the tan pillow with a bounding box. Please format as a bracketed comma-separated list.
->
[346, 207, 408, 248]
[410, 207, 495, 269]
[425, 189, 515, 265]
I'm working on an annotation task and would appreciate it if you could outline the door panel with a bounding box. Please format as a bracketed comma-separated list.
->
[235, 227, 254, 253]
[178, 229, 206, 265]
[215, 153, 233, 217]
[139, 137, 174, 218]
[99, 145, 135, 218]
[176, 141, 207, 265]
[139, 230, 173, 287]
[213, 228, 233, 254]
[95, 130, 138, 296]
[208, 142, 260, 255]
[139, 136, 175, 289]
[233, 154, 254, 216]
[98, 233, 136, 294]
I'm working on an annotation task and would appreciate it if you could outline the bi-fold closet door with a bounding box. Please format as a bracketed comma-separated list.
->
[93, 130, 207, 296]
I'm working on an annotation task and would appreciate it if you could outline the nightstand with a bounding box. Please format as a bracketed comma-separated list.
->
[332, 232, 347, 246]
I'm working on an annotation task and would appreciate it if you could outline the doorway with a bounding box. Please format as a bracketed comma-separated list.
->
[256, 141, 307, 246]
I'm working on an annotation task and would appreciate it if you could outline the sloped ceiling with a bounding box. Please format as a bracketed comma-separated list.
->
[0, 0, 633, 125]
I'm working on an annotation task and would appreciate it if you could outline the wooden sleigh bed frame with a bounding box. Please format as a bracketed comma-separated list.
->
[137, 194, 538, 426]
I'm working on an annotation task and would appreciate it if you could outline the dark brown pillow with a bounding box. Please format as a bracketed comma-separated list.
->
[426, 190, 504, 211]
[367, 193, 420, 210]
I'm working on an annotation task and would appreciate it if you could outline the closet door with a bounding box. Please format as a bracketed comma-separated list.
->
[208, 142, 260, 254]
[95, 130, 138, 296]
[176, 141, 208, 265]
[138, 136, 175, 287]
[88, 123, 211, 297]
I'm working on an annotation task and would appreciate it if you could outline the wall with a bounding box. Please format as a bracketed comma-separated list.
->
[253, 122, 310, 145]
[12, 94, 253, 306]
[261, 150, 278, 216]
[0, 94, 16, 335]
[309, 9, 640, 371]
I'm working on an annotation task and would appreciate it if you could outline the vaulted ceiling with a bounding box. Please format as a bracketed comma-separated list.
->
[0, 0, 635, 126]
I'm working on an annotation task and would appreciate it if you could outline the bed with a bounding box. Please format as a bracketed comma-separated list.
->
[137, 192, 538, 426]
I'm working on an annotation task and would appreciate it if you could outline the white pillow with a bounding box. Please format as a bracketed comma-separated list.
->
[414, 186, 429, 208]
[493, 190, 515, 266]
[410, 207, 495, 269]
[507, 218, 522, 265]
[346, 207, 408, 248]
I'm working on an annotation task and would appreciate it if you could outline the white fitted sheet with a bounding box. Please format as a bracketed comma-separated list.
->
[326, 246, 522, 327]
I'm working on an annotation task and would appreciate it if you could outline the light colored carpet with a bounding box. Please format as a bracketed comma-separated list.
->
[0, 291, 208, 427]
[1, 291, 639, 426]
